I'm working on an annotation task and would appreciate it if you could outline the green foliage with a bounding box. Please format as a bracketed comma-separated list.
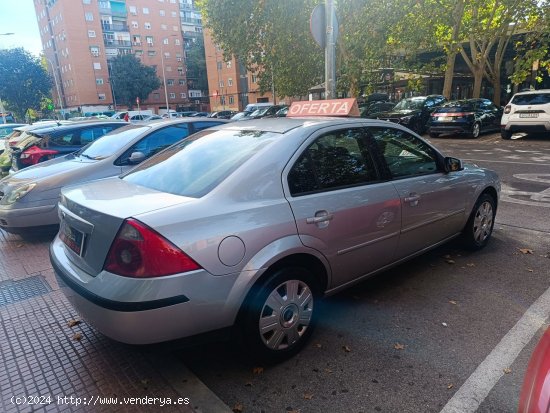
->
[0, 48, 52, 120]
[109, 54, 161, 109]
[185, 36, 209, 92]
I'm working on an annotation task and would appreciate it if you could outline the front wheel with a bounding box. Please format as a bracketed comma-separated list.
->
[239, 267, 320, 363]
[470, 122, 481, 138]
[501, 130, 512, 140]
[462, 193, 496, 250]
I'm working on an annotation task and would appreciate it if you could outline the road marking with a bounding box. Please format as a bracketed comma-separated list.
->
[439, 287, 550, 413]
[463, 158, 550, 166]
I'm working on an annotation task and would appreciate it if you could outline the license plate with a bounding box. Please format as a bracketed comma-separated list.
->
[60, 221, 85, 256]
[438, 116, 450, 121]
[519, 113, 538, 118]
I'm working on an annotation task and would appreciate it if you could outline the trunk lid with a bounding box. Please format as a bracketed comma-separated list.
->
[59, 177, 195, 275]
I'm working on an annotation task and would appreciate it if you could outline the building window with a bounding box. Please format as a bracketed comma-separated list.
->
[161, 24, 167, 30]
[173, 26, 178, 31]
[229, 96, 234, 104]
[226, 61, 232, 68]
[93, 62, 101, 70]
[216, 61, 222, 71]
[147, 50, 156, 56]
[96, 78, 104, 85]
[177, 66, 183, 75]
[166, 66, 172, 72]
[167, 79, 174, 85]
[83, 0, 91, 4]
[99, 1, 109, 8]
[171, 11, 177, 17]
[169, 93, 176, 99]
[163, 38, 169, 45]
[252, 74, 258, 83]
[129, 6, 137, 15]
[131, 21, 138, 28]
[85, 12, 93, 21]
[146, 36, 154, 45]
[143, 7, 149, 14]
[153, 93, 160, 100]
[88, 30, 96, 38]
[180, 92, 186, 99]
[160, 10, 165, 16]
[98, 94, 106, 100]
[179, 79, 186, 85]
[219, 80, 224, 88]
[133, 35, 141, 45]
[175, 39, 180, 45]
[135, 50, 143, 57]
[228, 78, 233, 86]
[90, 46, 100, 56]
[144, 22, 151, 29]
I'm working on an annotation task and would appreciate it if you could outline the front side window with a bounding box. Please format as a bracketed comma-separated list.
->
[369, 127, 438, 179]
[288, 128, 378, 196]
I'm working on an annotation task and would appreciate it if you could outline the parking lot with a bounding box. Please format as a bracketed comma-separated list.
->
[0, 131, 549, 412]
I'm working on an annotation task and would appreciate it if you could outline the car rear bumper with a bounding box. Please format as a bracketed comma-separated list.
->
[0, 203, 58, 231]
[502, 120, 550, 133]
[50, 237, 242, 344]
[428, 125, 471, 135]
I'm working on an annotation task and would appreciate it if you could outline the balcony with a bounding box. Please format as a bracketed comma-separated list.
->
[104, 39, 132, 47]
[102, 22, 129, 32]
[180, 17, 202, 25]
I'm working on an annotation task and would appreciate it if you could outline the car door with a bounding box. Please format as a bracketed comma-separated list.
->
[284, 126, 401, 289]
[368, 126, 469, 259]
[480, 100, 501, 130]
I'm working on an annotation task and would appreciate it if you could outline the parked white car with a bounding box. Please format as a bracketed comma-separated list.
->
[500, 89, 550, 139]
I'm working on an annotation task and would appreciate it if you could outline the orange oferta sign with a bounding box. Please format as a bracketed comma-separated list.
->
[287, 98, 360, 117]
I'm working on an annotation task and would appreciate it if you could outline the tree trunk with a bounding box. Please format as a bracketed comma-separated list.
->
[442, 53, 457, 100]
[493, 78, 502, 106]
[472, 66, 484, 98]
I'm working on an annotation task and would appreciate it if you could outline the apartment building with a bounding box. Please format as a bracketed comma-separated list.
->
[34, 0, 198, 115]
[203, 29, 276, 112]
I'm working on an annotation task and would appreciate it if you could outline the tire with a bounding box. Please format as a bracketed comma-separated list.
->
[429, 132, 440, 138]
[239, 266, 320, 363]
[462, 193, 496, 250]
[470, 122, 481, 138]
[501, 130, 512, 140]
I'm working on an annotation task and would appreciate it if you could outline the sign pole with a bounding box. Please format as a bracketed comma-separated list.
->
[325, 0, 336, 99]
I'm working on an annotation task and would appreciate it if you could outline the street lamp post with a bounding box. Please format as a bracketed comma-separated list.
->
[160, 42, 170, 114]
[46, 57, 64, 117]
[0, 32, 15, 124]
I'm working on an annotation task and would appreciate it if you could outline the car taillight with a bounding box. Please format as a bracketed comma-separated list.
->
[504, 105, 511, 114]
[432, 112, 474, 117]
[19, 145, 59, 165]
[104, 218, 201, 278]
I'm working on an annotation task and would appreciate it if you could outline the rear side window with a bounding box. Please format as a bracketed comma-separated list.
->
[511, 93, 550, 105]
[288, 128, 379, 196]
[80, 125, 121, 144]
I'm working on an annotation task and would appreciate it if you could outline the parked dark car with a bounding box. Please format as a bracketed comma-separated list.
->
[209, 110, 238, 119]
[377, 95, 447, 134]
[250, 105, 288, 119]
[361, 101, 396, 118]
[9, 120, 126, 172]
[427, 98, 503, 138]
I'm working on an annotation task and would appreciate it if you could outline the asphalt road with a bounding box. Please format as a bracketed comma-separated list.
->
[180, 131, 550, 413]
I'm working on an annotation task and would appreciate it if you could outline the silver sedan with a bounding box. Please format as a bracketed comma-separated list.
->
[50, 115, 500, 362]
[0, 118, 227, 234]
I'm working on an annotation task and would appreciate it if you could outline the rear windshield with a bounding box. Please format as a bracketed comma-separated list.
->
[511, 93, 550, 105]
[122, 129, 278, 198]
[437, 102, 474, 112]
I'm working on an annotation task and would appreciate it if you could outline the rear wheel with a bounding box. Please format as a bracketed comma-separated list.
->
[462, 193, 496, 250]
[470, 122, 481, 138]
[239, 267, 320, 363]
[501, 130, 512, 140]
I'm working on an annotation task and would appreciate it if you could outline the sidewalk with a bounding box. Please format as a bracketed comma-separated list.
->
[0, 229, 231, 413]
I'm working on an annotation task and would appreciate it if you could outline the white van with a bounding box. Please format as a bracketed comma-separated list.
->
[111, 110, 153, 120]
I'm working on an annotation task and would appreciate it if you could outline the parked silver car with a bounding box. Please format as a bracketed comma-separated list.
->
[50, 114, 500, 362]
[0, 118, 227, 234]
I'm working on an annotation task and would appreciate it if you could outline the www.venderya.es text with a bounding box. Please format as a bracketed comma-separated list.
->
[11, 395, 190, 407]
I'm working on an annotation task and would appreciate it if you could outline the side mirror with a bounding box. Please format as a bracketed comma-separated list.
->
[128, 151, 145, 164]
[444, 156, 463, 173]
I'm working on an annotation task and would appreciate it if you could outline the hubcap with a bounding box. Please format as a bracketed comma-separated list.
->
[473, 201, 493, 243]
[258, 279, 314, 350]
[473, 123, 480, 137]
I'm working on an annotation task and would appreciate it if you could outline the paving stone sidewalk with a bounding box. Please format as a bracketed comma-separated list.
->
[0, 229, 230, 413]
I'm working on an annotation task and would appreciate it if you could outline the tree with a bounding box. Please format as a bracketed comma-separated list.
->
[185, 36, 209, 93]
[198, 0, 323, 98]
[109, 54, 161, 109]
[0, 48, 52, 120]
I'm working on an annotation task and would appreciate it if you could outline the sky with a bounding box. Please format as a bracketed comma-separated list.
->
[0, 0, 43, 56]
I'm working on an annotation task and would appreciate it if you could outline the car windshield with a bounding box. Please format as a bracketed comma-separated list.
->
[511, 93, 550, 105]
[122, 128, 278, 198]
[77, 125, 147, 160]
[231, 112, 251, 120]
[393, 98, 426, 110]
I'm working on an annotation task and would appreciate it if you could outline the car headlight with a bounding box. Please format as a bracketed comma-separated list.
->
[4, 183, 37, 204]
[400, 115, 414, 124]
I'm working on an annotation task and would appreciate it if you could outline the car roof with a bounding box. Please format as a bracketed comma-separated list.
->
[211, 116, 389, 134]
[0, 123, 26, 128]
[514, 89, 550, 95]
[30, 120, 126, 135]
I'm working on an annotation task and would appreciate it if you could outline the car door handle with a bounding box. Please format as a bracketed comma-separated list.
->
[306, 213, 333, 224]
[404, 194, 420, 202]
